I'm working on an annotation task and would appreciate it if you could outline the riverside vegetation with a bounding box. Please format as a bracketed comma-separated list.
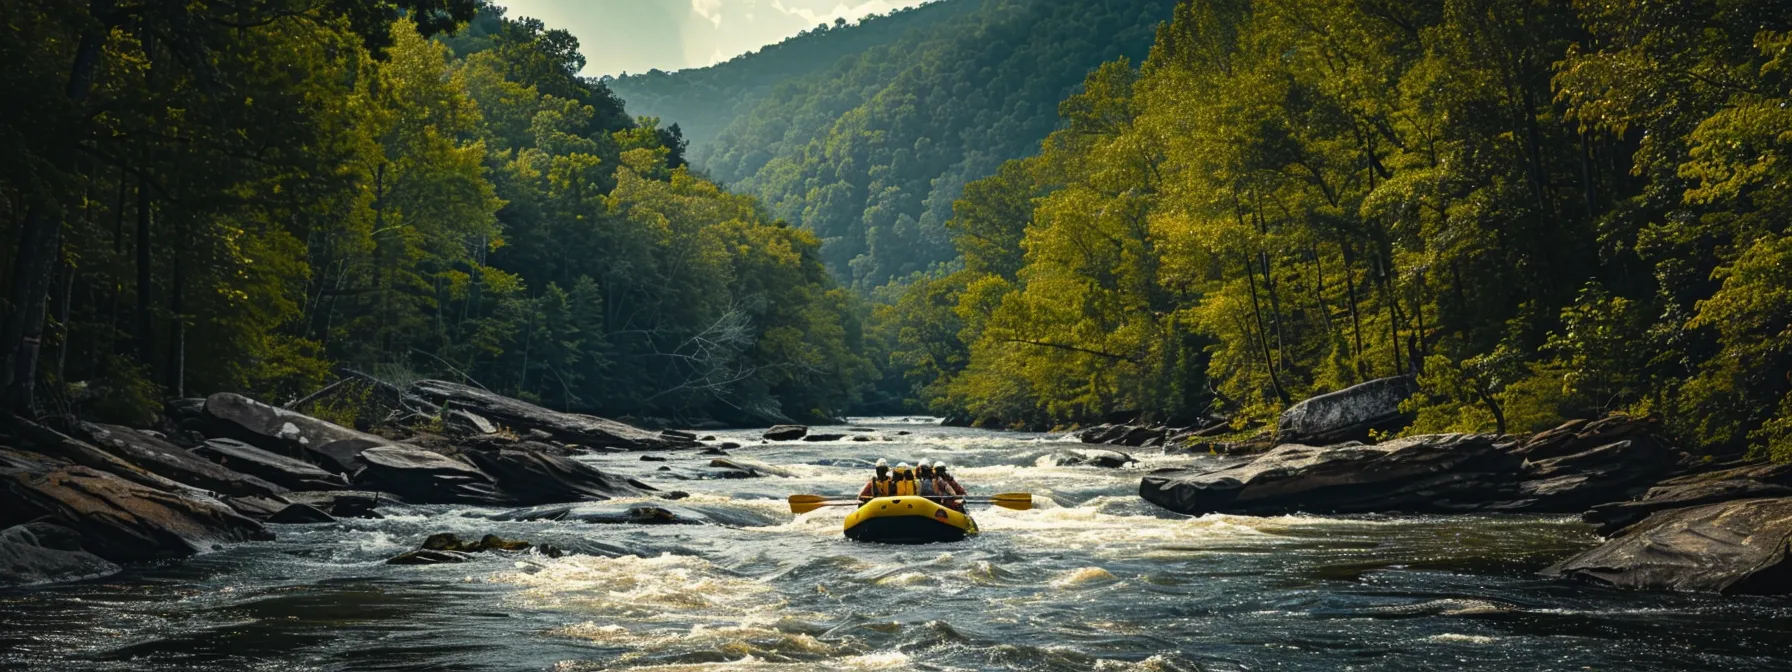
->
[2, 0, 1792, 604]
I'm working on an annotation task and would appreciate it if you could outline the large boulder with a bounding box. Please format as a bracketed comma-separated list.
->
[1042, 448, 1136, 468]
[7, 421, 198, 494]
[1544, 497, 1792, 595]
[461, 447, 649, 505]
[1276, 376, 1419, 445]
[1585, 462, 1792, 535]
[352, 445, 503, 504]
[192, 438, 350, 492]
[199, 393, 389, 470]
[75, 423, 286, 498]
[1, 465, 271, 563]
[763, 425, 808, 441]
[408, 380, 694, 450]
[1139, 434, 1520, 515]
[0, 521, 120, 586]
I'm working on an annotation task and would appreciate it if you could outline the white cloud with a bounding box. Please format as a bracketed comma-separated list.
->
[691, 0, 724, 27]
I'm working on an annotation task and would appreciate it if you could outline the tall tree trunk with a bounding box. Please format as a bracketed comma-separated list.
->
[1341, 242, 1367, 379]
[135, 176, 153, 366]
[166, 215, 185, 396]
[1, 206, 63, 414]
[1379, 254, 1402, 375]
[1243, 252, 1290, 405]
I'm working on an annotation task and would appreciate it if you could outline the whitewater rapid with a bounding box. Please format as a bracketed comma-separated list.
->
[3, 419, 1789, 671]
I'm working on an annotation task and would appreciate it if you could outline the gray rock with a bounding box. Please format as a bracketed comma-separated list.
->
[267, 503, 336, 524]
[1, 465, 271, 563]
[74, 422, 286, 498]
[1276, 376, 1419, 444]
[192, 438, 349, 491]
[802, 433, 847, 442]
[490, 502, 780, 528]
[1545, 497, 1792, 595]
[409, 380, 693, 450]
[445, 409, 499, 435]
[1043, 448, 1136, 468]
[1585, 462, 1792, 535]
[0, 522, 120, 586]
[285, 490, 394, 519]
[352, 445, 503, 504]
[221, 495, 292, 520]
[763, 425, 809, 441]
[199, 393, 391, 470]
[461, 447, 649, 504]
[708, 457, 799, 478]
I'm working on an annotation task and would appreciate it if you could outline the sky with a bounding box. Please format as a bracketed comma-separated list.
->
[491, 0, 934, 78]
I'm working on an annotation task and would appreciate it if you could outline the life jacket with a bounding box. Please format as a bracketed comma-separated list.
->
[867, 476, 893, 497]
[894, 476, 917, 496]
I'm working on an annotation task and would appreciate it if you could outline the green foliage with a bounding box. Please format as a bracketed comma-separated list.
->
[0, 1, 871, 425]
[878, 0, 1792, 458]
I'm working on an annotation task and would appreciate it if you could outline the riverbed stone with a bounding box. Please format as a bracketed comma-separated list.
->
[74, 423, 287, 498]
[0, 521, 120, 586]
[460, 446, 649, 504]
[1043, 448, 1136, 468]
[763, 425, 808, 441]
[1276, 375, 1419, 444]
[352, 445, 503, 504]
[192, 438, 350, 491]
[408, 379, 692, 450]
[1545, 497, 1792, 595]
[1, 465, 271, 563]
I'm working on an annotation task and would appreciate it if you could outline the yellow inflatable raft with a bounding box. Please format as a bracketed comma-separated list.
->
[843, 496, 979, 544]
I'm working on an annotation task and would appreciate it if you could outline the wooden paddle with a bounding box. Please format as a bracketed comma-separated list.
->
[787, 493, 1033, 514]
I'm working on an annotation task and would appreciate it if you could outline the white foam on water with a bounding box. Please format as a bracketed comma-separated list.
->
[1425, 633, 1499, 644]
[1048, 566, 1118, 588]
[489, 552, 784, 620]
[565, 649, 919, 672]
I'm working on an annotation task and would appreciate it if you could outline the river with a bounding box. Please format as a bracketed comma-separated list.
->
[3, 419, 1790, 671]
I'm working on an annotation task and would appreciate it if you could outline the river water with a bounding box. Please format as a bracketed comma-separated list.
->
[4, 420, 1790, 671]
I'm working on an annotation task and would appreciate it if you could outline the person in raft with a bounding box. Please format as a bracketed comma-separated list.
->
[916, 461, 940, 498]
[857, 458, 893, 502]
[934, 461, 967, 510]
[892, 462, 918, 495]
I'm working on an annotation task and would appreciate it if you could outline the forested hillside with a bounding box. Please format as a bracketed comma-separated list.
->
[0, 2, 872, 426]
[616, 0, 1179, 289]
[876, 0, 1792, 460]
[606, 0, 982, 154]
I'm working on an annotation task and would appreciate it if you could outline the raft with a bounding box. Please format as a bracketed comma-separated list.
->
[843, 496, 979, 544]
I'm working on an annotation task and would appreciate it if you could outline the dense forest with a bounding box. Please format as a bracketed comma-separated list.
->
[606, 0, 983, 155]
[0, 0, 874, 427]
[618, 0, 1179, 289]
[874, 0, 1792, 460]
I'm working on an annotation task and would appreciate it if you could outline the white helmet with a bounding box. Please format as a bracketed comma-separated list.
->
[875, 458, 888, 467]
[896, 462, 911, 470]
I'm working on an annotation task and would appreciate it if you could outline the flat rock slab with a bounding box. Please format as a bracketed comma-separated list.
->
[76, 423, 287, 498]
[192, 438, 349, 492]
[1, 465, 271, 563]
[461, 448, 648, 505]
[409, 380, 693, 450]
[708, 457, 799, 478]
[353, 445, 503, 505]
[1545, 497, 1792, 595]
[201, 393, 390, 470]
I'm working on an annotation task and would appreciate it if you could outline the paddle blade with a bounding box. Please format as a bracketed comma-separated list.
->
[788, 494, 859, 514]
[986, 493, 1033, 511]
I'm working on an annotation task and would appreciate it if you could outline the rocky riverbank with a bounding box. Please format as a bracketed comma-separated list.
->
[1131, 376, 1792, 598]
[0, 380, 701, 587]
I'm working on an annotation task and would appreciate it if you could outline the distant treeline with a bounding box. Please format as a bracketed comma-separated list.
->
[872, 0, 1792, 460]
[0, 1, 873, 426]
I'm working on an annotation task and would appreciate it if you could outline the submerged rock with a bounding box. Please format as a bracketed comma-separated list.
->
[386, 532, 564, 565]
[763, 425, 808, 441]
[708, 457, 799, 478]
[490, 502, 780, 528]
[285, 490, 394, 519]
[802, 433, 847, 442]
[0, 522, 120, 586]
[192, 438, 350, 492]
[386, 549, 475, 565]
[1276, 376, 1419, 445]
[1545, 497, 1792, 595]
[409, 379, 693, 450]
